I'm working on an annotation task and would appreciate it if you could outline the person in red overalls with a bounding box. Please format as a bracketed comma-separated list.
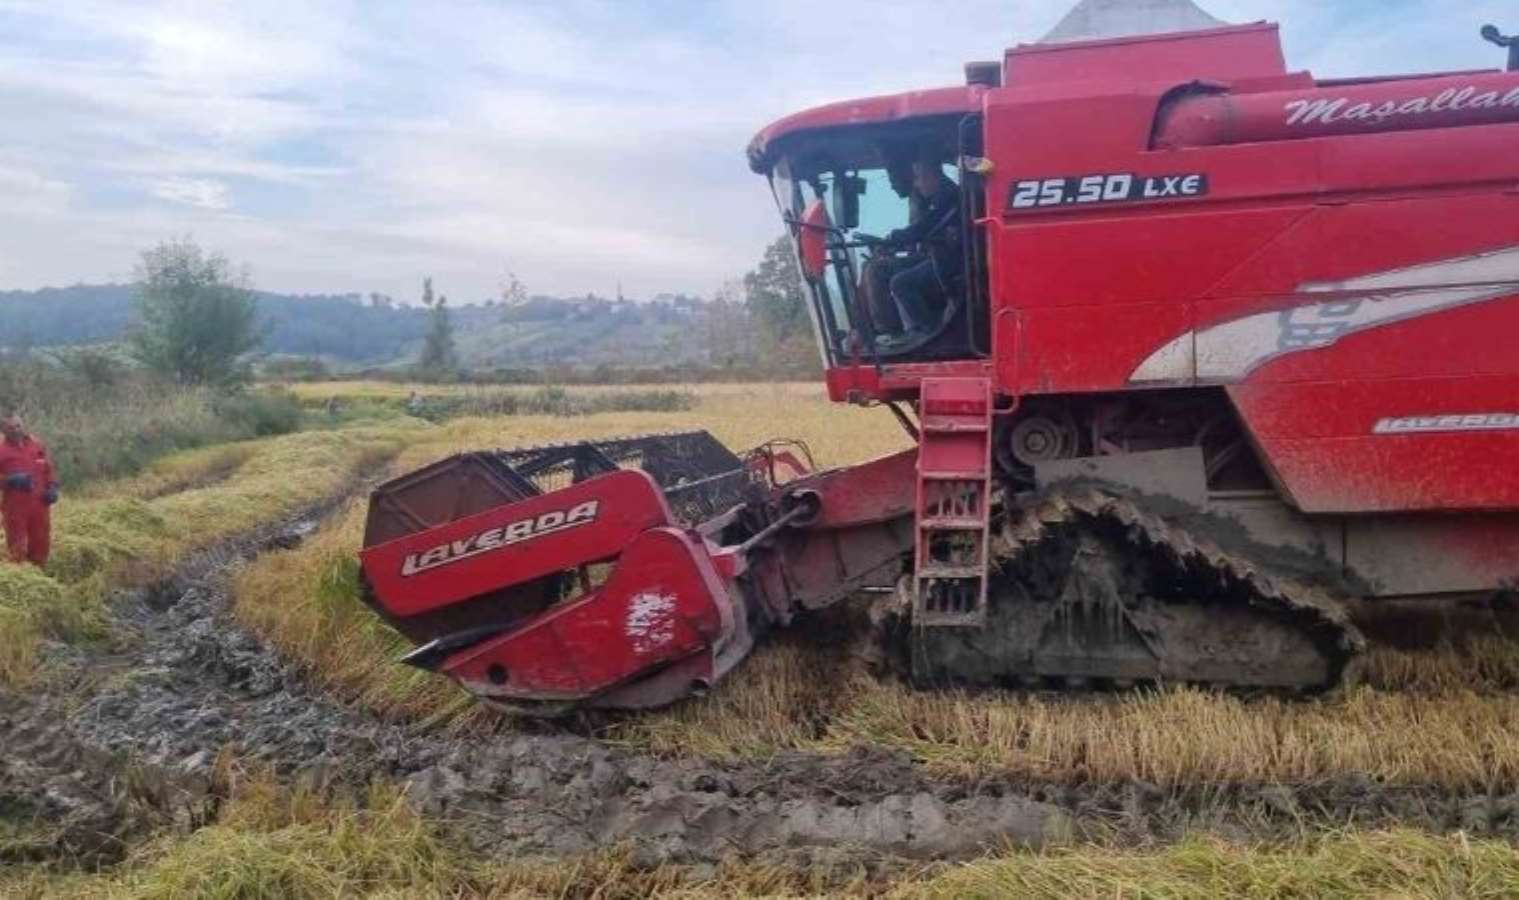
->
[0, 413, 58, 567]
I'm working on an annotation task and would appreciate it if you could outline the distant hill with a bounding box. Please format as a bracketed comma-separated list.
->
[0, 285, 752, 370]
[0, 284, 426, 364]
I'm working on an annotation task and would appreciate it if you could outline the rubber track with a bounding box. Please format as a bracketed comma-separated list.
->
[988, 484, 1367, 691]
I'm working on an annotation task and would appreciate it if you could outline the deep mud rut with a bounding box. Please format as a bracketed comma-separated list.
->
[5, 493, 1519, 873]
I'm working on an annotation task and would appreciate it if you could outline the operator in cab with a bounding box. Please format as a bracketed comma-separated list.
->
[857, 150, 922, 338]
[874, 155, 963, 347]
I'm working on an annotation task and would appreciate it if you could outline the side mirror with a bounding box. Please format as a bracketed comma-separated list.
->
[797, 200, 831, 281]
[832, 175, 865, 230]
[1483, 24, 1518, 71]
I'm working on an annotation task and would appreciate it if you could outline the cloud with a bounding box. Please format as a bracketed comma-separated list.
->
[0, 163, 71, 238]
[0, 0, 1504, 302]
[0, 163, 69, 200]
[148, 177, 232, 210]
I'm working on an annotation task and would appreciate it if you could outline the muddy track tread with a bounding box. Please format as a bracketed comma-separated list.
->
[988, 484, 1366, 691]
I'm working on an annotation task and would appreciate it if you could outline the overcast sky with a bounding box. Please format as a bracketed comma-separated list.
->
[0, 0, 1513, 303]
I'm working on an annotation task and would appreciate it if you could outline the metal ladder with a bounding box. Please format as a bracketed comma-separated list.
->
[913, 377, 993, 626]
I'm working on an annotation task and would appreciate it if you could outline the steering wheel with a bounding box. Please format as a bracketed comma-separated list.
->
[827, 232, 889, 252]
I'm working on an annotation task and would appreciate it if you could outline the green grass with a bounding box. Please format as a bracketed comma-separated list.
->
[0, 564, 77, 684]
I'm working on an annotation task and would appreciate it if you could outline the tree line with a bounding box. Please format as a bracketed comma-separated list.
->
[0, 235, 816, 384]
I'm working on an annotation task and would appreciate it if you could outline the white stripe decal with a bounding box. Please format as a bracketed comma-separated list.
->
[1131, 246, 1519, 383]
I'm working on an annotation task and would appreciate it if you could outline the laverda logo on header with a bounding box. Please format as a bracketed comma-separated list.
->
[401, 500, 600, 576]
[1373, 413, 1519, 435]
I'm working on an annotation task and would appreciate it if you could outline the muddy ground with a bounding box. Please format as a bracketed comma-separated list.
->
[5, 496, 1519, 874]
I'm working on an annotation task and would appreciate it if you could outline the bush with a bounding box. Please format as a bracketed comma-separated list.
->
[53, 347, 125, 389]
[214, 390, 304, 437]
[0, 357, 306, 486]
[260, 356, 331, 382]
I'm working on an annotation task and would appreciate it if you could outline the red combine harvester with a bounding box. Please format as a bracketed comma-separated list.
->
[359, 2, 1519, 714]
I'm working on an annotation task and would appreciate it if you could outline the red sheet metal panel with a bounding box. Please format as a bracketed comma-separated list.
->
[443, 527, 731, 703]
[360, 468, 671, 619]
[1006, 22, 1286, 87]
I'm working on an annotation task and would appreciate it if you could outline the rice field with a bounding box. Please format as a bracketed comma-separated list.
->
[11, 380, 1519, 898]
[228, 382, 1519, 792]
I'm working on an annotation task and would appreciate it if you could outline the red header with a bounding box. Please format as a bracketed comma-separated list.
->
[360, 468, 672, 618]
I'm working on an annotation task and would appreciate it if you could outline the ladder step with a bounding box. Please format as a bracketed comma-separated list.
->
[920, 516, 986, 530]
[919, 469, 988, 481]
[915, 376, 992, 622]
[920, 421, 990, 434]
[918, 565, 985, 580]
[914, 609, 987, 628]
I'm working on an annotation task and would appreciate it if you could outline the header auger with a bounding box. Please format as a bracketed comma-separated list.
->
[359, 1, 1519, 714]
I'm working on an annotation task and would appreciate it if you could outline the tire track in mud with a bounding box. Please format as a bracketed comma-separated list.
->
[6, 488, 1519, 870]
[1, 491, 1065, 868]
